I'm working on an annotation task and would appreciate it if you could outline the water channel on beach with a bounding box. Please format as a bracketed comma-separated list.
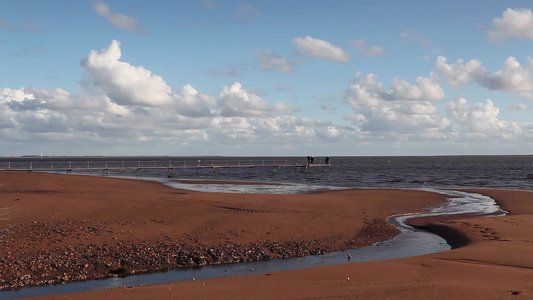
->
[1, 181, 504, 299]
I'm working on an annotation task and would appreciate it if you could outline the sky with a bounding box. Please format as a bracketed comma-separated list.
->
[1, 0, 532, 156]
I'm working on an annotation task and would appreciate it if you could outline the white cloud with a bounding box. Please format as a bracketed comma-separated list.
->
[489, 8, 533, 42]
[256, 50, 294, 72]
[94, 2, 145, 34]
[390, 75, 445, 101]
[436, 56, 533, 98]
[293, 36, 351, 62]
[346, 72, 445, 108]
[217, 82, 298, 117]
[81, 40, 173, 106]
[344, 72, 449, 133]
[2, 38, 530, 156]
[352, 39, 384, 57]
[173, 84, 215, 118]
[434, 56, 486, 89]
[446, 98, 523, 138]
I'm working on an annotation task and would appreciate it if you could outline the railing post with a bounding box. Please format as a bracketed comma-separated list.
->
[30, 162, 32, 170]
[8, 162, 10, 170]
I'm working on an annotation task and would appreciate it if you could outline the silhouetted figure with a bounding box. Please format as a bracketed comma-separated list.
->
[310, 156, 314, 164]
[306, 156, 311, 166]
[325, 156, 330, 164]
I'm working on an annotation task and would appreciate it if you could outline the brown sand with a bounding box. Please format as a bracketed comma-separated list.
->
[0, 172, 531, 299]
[0, 171, 442, 291]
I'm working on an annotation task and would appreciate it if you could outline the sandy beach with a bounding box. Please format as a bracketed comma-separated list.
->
[0, 172, 531, 299]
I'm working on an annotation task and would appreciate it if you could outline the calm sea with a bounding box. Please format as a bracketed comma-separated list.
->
[1, 155, 532, 191]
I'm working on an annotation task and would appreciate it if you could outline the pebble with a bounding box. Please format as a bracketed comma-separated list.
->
[0, 218, 394, 291]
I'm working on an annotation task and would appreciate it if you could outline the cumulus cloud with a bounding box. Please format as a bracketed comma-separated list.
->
[489, 8, 533, 42]
[1, 40, 353, 155]
[446, 98, 523, 138]
[293, 36, 351, 62]
[94, 2, 145, 34]
[346, 72, 445, 108]
[217, 82, 298, 117]
[81, 40, 173, 106]
[436, 56, 533, 98]
[344, 72, 449, 133]
[256, 50, 294, 72]
[4, 38, 529, 155]
[352, 39, 384, 57]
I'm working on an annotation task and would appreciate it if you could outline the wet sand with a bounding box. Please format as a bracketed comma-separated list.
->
[1, 172, 531, 299]
[0, 171, 443, 292]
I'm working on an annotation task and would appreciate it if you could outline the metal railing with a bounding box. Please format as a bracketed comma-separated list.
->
[0, 159, 326, 171]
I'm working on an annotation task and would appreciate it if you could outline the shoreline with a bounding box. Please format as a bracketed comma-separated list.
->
[37, 188, 532, 300]
[1, 172, 531, 299]
[0, 171, 443, 292]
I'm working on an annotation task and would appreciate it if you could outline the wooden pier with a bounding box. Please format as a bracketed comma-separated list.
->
[0, 159, 331, 177]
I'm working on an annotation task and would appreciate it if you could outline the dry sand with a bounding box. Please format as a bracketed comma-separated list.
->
[0, 172, 531, 299]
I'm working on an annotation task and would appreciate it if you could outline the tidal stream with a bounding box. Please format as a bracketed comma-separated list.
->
[1, 188, 504, 300]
